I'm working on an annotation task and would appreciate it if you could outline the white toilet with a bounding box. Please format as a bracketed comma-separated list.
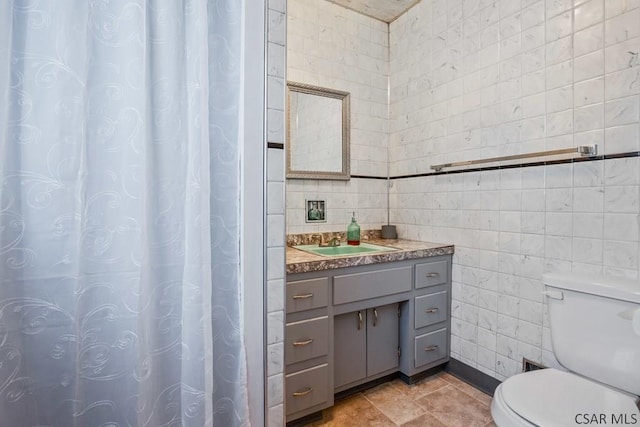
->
[491, 272, 640, 426]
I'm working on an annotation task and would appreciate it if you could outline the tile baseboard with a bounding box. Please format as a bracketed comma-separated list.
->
[445, 358, 501, 397]
[398, 364, 447, 385]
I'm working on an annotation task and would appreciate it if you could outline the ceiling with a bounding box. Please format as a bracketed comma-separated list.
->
[325, 0, 421, 23]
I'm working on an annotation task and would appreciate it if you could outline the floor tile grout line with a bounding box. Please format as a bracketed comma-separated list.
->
[361, 390, 422, 426]
[403, 382, 454, 402]
[387, 374, 455, 400]
[361, 381, 468, 427]
[359, 391, 403, 426]
[309, 373, 495, 426]
[412, 382, 494, 426]
[374, 375, 492, 424]
[438, 374, 493, 407]
[390, 382, 489, 427]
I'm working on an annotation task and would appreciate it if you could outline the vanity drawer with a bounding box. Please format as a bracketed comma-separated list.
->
[285, 316, 329, 365]
[333, 266, 412, 305]
[286, 364, 329, 416]
[414, 328, 448, 368]
[414, 291, 448, 329]
[415, 260, 448, 289]
[286, 277, 329, 314]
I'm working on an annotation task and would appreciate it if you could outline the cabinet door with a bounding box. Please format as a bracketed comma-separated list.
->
[334, 310, 366, 389]
[366, 303, 399, 377]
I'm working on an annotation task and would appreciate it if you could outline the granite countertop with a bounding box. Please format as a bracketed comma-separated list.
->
[286, 231, 454, 274]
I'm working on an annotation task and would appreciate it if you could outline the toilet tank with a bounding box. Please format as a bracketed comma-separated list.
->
[543, 272, 640, 396]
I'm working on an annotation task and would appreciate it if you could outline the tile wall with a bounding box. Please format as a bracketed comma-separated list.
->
[266, 0, 287, 425]
[389, 0, 640, 380]
[286, 0, 390, 234]
[286, 178, 389, 234]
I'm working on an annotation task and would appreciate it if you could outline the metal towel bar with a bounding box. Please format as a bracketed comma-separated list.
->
[430, 145, 597, 172]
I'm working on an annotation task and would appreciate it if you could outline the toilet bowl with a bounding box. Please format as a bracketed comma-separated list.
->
[491, 368, 638, 427]
[490, 272, 640, 426]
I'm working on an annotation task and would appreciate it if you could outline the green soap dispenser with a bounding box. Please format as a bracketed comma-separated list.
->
[347, 211, 361, 246]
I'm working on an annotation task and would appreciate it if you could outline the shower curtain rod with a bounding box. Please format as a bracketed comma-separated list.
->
[430, 145, 598, 172]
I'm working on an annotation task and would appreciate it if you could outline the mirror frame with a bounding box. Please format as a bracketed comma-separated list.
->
[286, 81, 350, 180]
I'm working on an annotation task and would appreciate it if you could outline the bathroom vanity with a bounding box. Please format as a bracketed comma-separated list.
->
[285, 234, 454, 422]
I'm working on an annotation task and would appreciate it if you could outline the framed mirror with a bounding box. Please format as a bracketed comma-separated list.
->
[287, 82, 350, 180]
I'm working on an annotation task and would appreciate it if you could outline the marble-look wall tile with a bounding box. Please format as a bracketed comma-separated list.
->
[574, 23, 603, 57]
[287, 0, 390, 233]
[574, 77, 604, 107]
[390, 0, 640, 381]
[265, 0, 286, 423]
[267, 373, 284, 413]
[268, 404, 284, 427]
[604, 8, 640, 45]
[574, 0, 604, 32]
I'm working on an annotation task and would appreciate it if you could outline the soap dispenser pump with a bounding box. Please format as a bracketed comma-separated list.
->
[347, 211, 361, 246]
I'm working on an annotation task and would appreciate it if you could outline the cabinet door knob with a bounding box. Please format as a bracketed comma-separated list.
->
[425, 308, 439, 313]
[373, 308, 378, 327]
[292, 387, 313, 397]
[292, 293, 313, 299]
[292, 339, 313, 347]
[424, 345, 439, 352]
[357, 311, 363, 330]
[425, 272, 439, 278]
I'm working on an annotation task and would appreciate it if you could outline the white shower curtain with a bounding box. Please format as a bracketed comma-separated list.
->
[0, 1, 249, 426]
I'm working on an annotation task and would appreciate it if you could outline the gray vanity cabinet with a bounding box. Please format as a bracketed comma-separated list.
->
[333, 304, 399, 390]
[285, 276, 332, 423]
[285, 253, 452, 422]
[399, 256, 452, 378]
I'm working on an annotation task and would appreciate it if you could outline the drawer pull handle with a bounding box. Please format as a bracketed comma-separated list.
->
[426, 272, 440, 278]
[292, 387, 313, 397]
[292, 339, 313, 347]
[425, 308, 439, 314]
[357, 311, 363, 330]
[373, 308, 378, 327]
[292, 293, 313, 299]
[424, 345, 439, 352]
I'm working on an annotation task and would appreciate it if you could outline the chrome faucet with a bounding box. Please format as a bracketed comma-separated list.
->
[312, 234, 341, 247]
[326, 236, 341, 247]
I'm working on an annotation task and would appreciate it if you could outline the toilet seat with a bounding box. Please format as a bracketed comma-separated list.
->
[491, 383, 535, 427]
[491, 368, 639, 427]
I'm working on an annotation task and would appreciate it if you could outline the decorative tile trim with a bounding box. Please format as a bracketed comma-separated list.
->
[350, 174, 389, 180]
[287, 151, 640, 181]
[268, 142, 284, 149]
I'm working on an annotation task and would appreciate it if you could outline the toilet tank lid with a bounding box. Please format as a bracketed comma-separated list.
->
[543, 272, 640, 303]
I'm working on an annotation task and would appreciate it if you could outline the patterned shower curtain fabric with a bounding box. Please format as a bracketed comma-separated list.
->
[0, 1, 249, 426]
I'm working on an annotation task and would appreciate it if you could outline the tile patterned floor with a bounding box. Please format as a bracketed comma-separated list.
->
[308, 372, 497, 427]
